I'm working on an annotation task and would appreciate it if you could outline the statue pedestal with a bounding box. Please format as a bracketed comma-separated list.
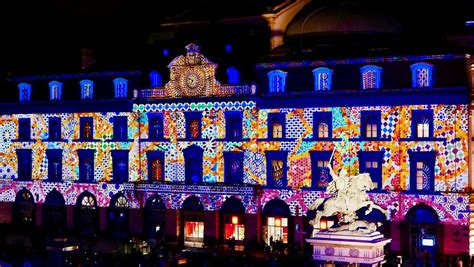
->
[306, 231, 391, 267]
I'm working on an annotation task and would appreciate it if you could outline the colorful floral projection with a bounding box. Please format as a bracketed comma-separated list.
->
[0, 102, 468, 225]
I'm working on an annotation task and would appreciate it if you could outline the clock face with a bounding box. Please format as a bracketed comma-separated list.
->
[186, 72, 199, 89]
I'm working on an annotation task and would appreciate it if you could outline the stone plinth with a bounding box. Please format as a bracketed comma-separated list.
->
[306, 231, 391, 266]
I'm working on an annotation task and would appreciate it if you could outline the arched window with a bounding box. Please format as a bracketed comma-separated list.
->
[410, 62, 434, 88]
[14, 189, 35, 225]
[312, 67, 333, 91]
[113, 78, 128, 98]
[262, 198, 291, 244]
[221, 197, 245, 241]
[75, 191, 98, 235]
[49, 81, 62, 100]
[144, 195, 167, 239]
[43, 188, 66, 231]
[149, 71, 162, 87]
[360, 65, 382, 89]
[80, 79, 94, 99]
[182, 196, 205, 246]
[108, 193, 130, 235]
[267, 70, 287, 93]
[18, 83, 32, 102]
[226, 66, 240, 85]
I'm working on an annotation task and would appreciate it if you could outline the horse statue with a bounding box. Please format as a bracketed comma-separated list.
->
[308, 171, 390, 234]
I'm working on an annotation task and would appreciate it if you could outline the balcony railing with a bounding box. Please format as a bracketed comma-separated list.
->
[136, 84, 257, 100]
[125, 181, 257, 196]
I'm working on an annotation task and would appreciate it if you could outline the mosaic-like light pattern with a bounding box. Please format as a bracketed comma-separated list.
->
[0, 101, 468, 226]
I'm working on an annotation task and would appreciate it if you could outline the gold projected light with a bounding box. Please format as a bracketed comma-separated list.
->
[165, 43, 220, 98]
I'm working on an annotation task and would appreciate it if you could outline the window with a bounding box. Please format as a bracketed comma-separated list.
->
[410, 62, 434, 88]
[111, 150, 129, 183]
[225, 112, 242, 140]
[113, 116, 128, 140]
[108, 194, 129, 233]
[184, 145, 203, 184]
[18, 118, 31, 141]
[226, 66, 240, 85]
[360, 65, 382, 89]
[113, 78, 128, 98]
[409, 151, 435, 191]
[412, 110, 433, 139]
[268, 113, 285, 139]
[49, 117, 62, 140]
[361, 111, 381, 139]
[147, 151, 164, 181]
[267, 70, 287, 93]
[18, 83, 32, 102]
[148, 114, 164, 140]
[185, 221, 204, 240]
[80, 79, 94, 99]
[78, 149, 95, 182]
[224, 152, 244, 184]
[313, 112, 332, 139]
[149, 71, 162, 87]
[266, 152, 288, 187]
[185, 113, 202, 140]
[75, 192, 98, 233]
[46, 149, 62, 181]
[80, 117, 94, 140]
[312, 67, 333, 91]
[16, 149, 32, 181]
[358, 151, 383, 189]
[49, 81, 62, 101]
[310, 151, 332, 188]
[266, 217, 288, 244]
[224, 216, 245, 241]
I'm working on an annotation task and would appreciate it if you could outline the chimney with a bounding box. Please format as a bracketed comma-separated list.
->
[81, 48, 96, 70]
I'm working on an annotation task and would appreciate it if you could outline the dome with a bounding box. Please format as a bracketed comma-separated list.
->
[285, 0, 401, 38]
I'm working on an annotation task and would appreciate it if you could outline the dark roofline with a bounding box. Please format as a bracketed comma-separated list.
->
[7, 70, 142, 83]
[256, 54, 466, 69]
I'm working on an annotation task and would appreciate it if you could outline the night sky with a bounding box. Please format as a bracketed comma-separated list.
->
[1, 0, 472, 76]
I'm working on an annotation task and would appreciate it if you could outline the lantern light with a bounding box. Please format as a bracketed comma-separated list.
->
[232, 216, 238, 225]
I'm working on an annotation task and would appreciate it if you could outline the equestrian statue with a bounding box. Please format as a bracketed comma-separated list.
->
[308, 148, 390, 235]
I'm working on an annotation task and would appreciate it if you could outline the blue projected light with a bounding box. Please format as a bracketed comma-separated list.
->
[163, 49, 169, 57]
[149, 71, 162, 87]
[18, 83, 32, 102]
[49, 81, 63, 101]
[312, 67, 333, 91]
[225, 44, 232, 53]
[226, 66, 240, 85]
[410, 62, 434, 88]
[80, 79, 94, 99]
[113, 78, 129, 98]
[360, 65, 382, 89]
[267, 70, 287, 93]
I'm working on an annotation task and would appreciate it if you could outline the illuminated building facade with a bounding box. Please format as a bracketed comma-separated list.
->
[0, 1, 473, 261]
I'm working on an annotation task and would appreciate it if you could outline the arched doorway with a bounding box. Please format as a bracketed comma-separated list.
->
[144, 195, 166, 240]
[262, 198, 292, 245]
[221, 196, 245, 247]
[75, 191, 98, 236]
[13, 188, 35, 226]
[181, 195, 205, 247]
[43, 188, 66, 232]
[401, 204, 441, 261]
[108, 193, 130, 237]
